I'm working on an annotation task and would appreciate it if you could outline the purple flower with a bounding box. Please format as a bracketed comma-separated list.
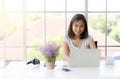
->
[39, 43, 60, 58]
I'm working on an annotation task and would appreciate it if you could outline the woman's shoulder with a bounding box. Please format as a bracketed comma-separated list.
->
[88, 35, 93, 39]
[63, 35, 69, 40]
[85, 35, 93, 42]
[63, 35, 70, 42]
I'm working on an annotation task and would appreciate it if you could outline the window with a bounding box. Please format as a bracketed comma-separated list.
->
[0, 0, 120, 61]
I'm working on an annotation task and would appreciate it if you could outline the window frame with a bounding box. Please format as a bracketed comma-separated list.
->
[0, 0, 120, 60]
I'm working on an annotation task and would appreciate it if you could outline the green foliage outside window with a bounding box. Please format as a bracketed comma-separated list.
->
[27, 33, 64, 61]
[89, 14, 120, 42]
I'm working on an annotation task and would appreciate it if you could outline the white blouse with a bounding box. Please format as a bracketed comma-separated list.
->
[63, 35, 93, 52]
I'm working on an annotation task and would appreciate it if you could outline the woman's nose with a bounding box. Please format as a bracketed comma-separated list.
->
[77, 26, 81, 30]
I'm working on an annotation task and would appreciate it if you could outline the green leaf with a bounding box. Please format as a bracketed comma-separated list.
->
[45, 57, 56, 63]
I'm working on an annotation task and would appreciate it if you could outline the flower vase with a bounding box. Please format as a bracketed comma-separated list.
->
[45, 57, 56, 69]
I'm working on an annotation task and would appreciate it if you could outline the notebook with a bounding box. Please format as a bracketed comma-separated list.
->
[69, 49, 101, 67]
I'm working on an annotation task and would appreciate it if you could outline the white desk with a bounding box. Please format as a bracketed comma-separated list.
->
[0, 60, 120, 79]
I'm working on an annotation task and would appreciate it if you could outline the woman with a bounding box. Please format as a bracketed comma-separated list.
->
[62, 14, 96, 61]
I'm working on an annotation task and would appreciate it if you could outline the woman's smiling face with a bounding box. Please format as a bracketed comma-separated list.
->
[72, 20, 85, 37]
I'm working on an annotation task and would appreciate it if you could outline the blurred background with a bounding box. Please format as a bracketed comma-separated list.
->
[0, 0, 120, 62]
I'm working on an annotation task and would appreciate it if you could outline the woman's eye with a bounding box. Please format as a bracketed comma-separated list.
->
[75, 25, 78, 27]
[80, 25, 84, 27]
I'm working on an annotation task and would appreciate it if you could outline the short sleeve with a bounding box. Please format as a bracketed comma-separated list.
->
[85, 35, 93, 45]
[63, 35, 70, 44]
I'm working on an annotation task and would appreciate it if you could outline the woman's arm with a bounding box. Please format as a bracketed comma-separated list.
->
[62, 41, 70, 61]
[89, 39, 97, 49]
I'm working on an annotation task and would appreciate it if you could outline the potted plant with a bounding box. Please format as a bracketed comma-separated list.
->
[39, 43, 60, 69]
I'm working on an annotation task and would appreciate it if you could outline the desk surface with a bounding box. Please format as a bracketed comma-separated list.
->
[0, 60, 120, 79]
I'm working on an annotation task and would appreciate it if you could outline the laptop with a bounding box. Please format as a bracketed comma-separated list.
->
[69, 49, 101, 67]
